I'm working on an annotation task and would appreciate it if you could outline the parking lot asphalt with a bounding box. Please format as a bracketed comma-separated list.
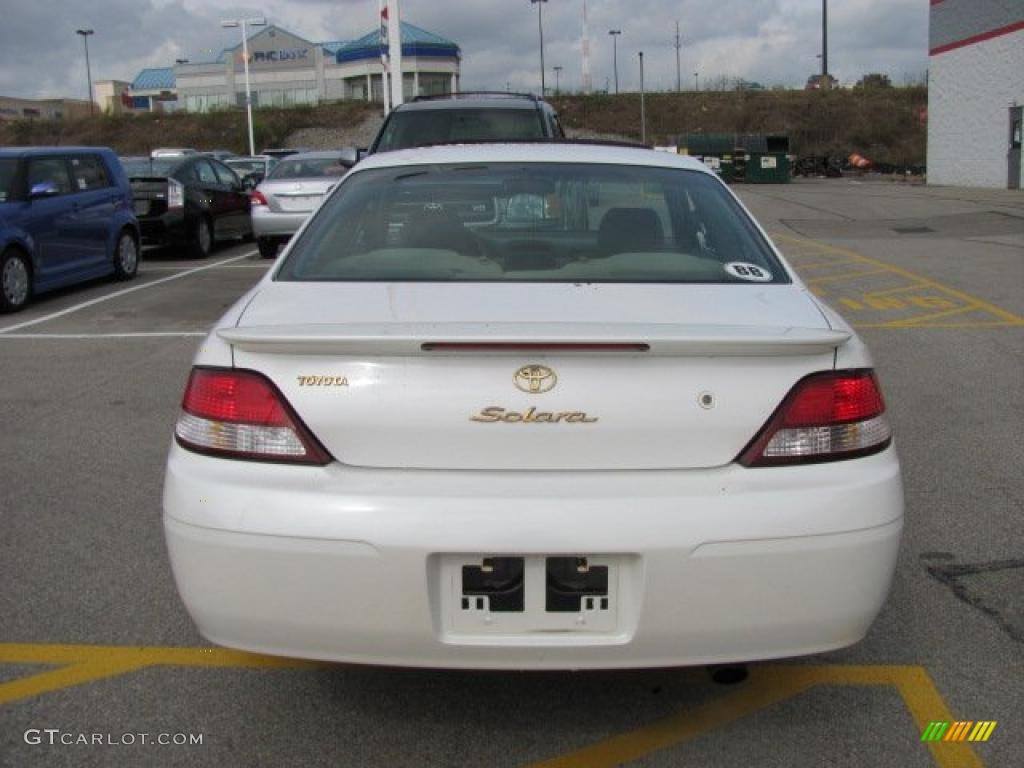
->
[1, 179, 1021, 767]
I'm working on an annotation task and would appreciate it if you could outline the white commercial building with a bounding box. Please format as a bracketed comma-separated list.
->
[128, 22, 460, 115]
[927, 0, 1024, 189]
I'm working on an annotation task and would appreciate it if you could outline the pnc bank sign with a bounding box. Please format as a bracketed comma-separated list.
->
[239, 48, 310, 65]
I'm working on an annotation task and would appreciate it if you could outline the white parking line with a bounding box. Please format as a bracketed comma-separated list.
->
[0, 253, 254, 335]
[0, 332, 208, 340]
[144, 264, 270, 271]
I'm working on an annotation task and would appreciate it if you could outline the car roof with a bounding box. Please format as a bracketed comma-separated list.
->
[277, 151, 353, 161]
[352, 142, 713, 174]
[0, 146, 116, 158]
[394, 97, 543, 112]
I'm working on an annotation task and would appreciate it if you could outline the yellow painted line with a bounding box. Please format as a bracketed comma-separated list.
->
[864, 283, 934, 299]
[0, 659, 151, 706]
[526, 667, 819, 768]
[525, 665, 984, 768]
[0, 645, 987, 768]
[805, 268, 892, 285]
[889, 668, 984, 767]
[851, 320, 1023, 330]
[785, 259, 861, 271]
[883, 306, 979, 328]
[774, 233, 1024, 325]
[0, 643, 319, 706]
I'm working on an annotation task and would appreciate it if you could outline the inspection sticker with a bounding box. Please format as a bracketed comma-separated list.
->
[725, 262, 773, 282]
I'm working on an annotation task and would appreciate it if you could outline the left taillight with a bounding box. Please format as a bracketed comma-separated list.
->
[175, 367, 331, 465]
[738, 369, 892, 467]
[167, 178, 185, 210]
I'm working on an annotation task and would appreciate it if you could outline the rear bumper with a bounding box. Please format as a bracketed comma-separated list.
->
[139, 211, 187, 247]
[163, 445, 904, 669]
[251, 207, 309, 238]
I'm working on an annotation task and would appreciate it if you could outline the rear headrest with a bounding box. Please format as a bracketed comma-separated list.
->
[598, 207, 663, 254]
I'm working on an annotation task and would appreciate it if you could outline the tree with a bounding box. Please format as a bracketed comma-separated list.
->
[805, 73, 839, 90]
[855, 73, 893, 89]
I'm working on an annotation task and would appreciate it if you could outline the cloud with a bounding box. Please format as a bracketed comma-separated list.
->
[0, 0, 928, 100]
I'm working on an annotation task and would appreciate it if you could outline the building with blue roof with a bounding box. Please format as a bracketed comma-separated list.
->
[124, 21, 460, 114]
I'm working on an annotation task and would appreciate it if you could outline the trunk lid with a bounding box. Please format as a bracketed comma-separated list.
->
[128, 177, 170, 218]
[258, 178, 337, 213]
[228, 282, 841, 470]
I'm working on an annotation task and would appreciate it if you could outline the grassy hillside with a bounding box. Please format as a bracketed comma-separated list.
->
[552, 87, 928, 165]
[0, 87, 927, 165]
[0, 101, 380, 155]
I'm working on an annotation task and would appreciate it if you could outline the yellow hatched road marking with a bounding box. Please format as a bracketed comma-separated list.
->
[805, 268, 892, 284]
[0, 645, 985, 768]
[0, 643, 317, 706]
[526, 665, 984, 768]
[772, 233, 1024, 327]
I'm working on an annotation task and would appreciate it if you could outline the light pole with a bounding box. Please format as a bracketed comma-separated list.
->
[221, 16, 266, 157]
[694, 71, 699, 91]
[531, 0, 548, 95]
[639, 51, 646, 145]
[674, 21, 682, 92]
[76, 29, 94, 115]
[608, 29, 621, 95]
[553, 65, 563, 95]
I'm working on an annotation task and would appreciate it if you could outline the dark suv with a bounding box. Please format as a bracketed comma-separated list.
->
[368, 92, 565, 154]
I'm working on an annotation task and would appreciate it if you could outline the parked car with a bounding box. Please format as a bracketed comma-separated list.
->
[260, 148, 312, 160]
[123, 155, 251, 258]
[204, 150, 237, 162]
[250, 149, 356, 258]
[0, 147, 139, 313]
[368, 92, 565, 154]
[151, 148, 199, 158]
[225, 155, 278, 187]
[164, 142, 903, 669]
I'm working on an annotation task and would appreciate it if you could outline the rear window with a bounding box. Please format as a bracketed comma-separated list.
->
[122, 158, 179, 178]
[226, 160, 266, 176]
[69, 154, 111, 191]
[375, 108, 545, 152]
[0, 158, 18, 202]
[277, 162, 788, 285]
[269, 158, 352, 180]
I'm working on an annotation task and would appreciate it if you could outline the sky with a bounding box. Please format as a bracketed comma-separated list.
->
[0, 0, 930, 101]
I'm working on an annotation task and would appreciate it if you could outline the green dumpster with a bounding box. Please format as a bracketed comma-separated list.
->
[718, 154, 736, 184]
[746, 153, 790, 183]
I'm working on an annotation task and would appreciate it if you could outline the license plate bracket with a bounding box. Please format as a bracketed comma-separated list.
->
[439, 554, 627, 639]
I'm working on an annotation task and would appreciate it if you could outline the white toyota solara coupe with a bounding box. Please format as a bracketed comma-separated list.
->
[163, 143, 903, 670]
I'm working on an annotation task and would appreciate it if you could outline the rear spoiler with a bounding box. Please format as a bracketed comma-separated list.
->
[218, 323, 850, 357]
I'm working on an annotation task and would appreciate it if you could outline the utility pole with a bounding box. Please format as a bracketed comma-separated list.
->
[76, 29, 95, 115]
[674, 21, 682, 92]
[581, 0, 592, 94]
[608, 30, 621, 95]
[639, 51, 646, 145]
[531, 0, 548, 95]
[553, 65, 563, 95]
[822, 0, 829, 86]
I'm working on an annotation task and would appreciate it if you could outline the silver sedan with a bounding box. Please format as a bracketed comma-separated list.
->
[251, 150, 356, 258]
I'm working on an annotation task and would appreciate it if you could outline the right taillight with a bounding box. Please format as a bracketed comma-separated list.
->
[175, 367, 331, 465]
[738, 369, 892, 467]
[167, 178, 185, 210]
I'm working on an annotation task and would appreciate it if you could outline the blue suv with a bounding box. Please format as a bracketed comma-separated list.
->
[0, 147, 140, 312]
